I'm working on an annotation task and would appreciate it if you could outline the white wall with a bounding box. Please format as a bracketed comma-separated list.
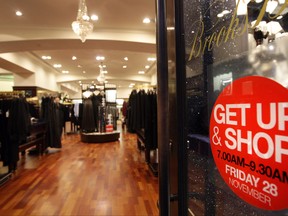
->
[151, 72, 157, 86]
[1, 52, 60, 92]
[0, 80, 13, 91]
[117, 88, 132, 99]
[13, 73, 36, 86]
[36, 69, 59, 91]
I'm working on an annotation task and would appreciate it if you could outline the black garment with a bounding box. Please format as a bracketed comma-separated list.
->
[0, 100, 11, 166]
[63, 105, 71, 122]
[0, 98, 30, 168]
[151, 92, 158, 150]
[126, 89, 158, 150]
[28, 103, 39, 118]
[144, 91, 158, 150]
[81, 98, 96, 132]
[127, 90, 138, 132]
[55, 103, 64, 145]
[41, 97, 62, 148]
[91, 94, 103, 131]
[136, 90, 146, 129]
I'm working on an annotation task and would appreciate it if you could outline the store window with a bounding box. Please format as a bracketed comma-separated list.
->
[184, 0, 288, 215]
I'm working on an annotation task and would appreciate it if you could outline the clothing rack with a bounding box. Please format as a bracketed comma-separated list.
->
[126, 89, 158, 176]
[0, 91, 25, 98]
[63, 103, 79, 134]
[0, 91, 27, 186]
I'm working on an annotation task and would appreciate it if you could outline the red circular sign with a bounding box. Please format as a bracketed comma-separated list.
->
[210, 76, 288, 210]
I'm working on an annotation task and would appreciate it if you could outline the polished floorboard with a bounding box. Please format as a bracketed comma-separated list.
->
[0, 126, 159, 216]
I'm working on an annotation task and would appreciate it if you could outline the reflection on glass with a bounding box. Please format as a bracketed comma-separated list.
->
[184, 0, 288, 215]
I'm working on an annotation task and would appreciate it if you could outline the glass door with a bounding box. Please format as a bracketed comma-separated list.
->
[182, 0, 288, 215]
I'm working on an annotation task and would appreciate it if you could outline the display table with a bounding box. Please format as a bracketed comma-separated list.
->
[81, 131, 120, 143]
[19, 121, 47, 155]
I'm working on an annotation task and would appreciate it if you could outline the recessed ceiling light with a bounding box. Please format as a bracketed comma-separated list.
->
[53, 64, 62, 68]
[145, 65, 150, 69]
[123, 65, 127, 69]
[147, 57, 156, 61]
[16, 11, 22, 16]
[124, 57, 128, 61]
[96, 56, 105, 61]
[143, 18, 151, 24]
[72, 56, 77, 60]
[62, 70, 69, 74]
[42, 56, 51, 60]
[78, 65, 82, 68]
[91, 14, 99, 21]
[138, 71, 145, 74]
[83, 71, 86, 74]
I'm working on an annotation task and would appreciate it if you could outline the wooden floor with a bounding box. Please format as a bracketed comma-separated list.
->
[0, 126, 159, 216]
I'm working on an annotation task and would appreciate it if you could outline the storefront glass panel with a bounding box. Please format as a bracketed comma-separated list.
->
[183, 0, 288, 215]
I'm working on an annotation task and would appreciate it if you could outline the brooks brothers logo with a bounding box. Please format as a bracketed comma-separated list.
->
[188, 0, 288, 60]
[210, 76, 288, 210]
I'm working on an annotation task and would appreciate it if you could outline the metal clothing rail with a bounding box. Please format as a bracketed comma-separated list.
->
[0, 91, 25, 98]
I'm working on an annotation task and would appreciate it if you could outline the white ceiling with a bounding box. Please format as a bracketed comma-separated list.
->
[0, 0, 157, 92]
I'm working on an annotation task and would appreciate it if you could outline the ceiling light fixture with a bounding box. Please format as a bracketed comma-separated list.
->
[53, 64, 62, 68]
[72, 0, 94, 43]
[16, 11, 23, 16]
[147, 57, 156, 61]
[42, 56, 51, 60]
[96, 56, 105, 61]
[143, 18, 151, 24]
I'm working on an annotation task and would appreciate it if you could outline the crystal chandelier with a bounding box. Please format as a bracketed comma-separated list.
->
[97, 63, 106, 84]
[72, 0, 93, 43]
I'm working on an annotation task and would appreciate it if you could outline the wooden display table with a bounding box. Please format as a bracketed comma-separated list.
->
[81, 131, 120, 143]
